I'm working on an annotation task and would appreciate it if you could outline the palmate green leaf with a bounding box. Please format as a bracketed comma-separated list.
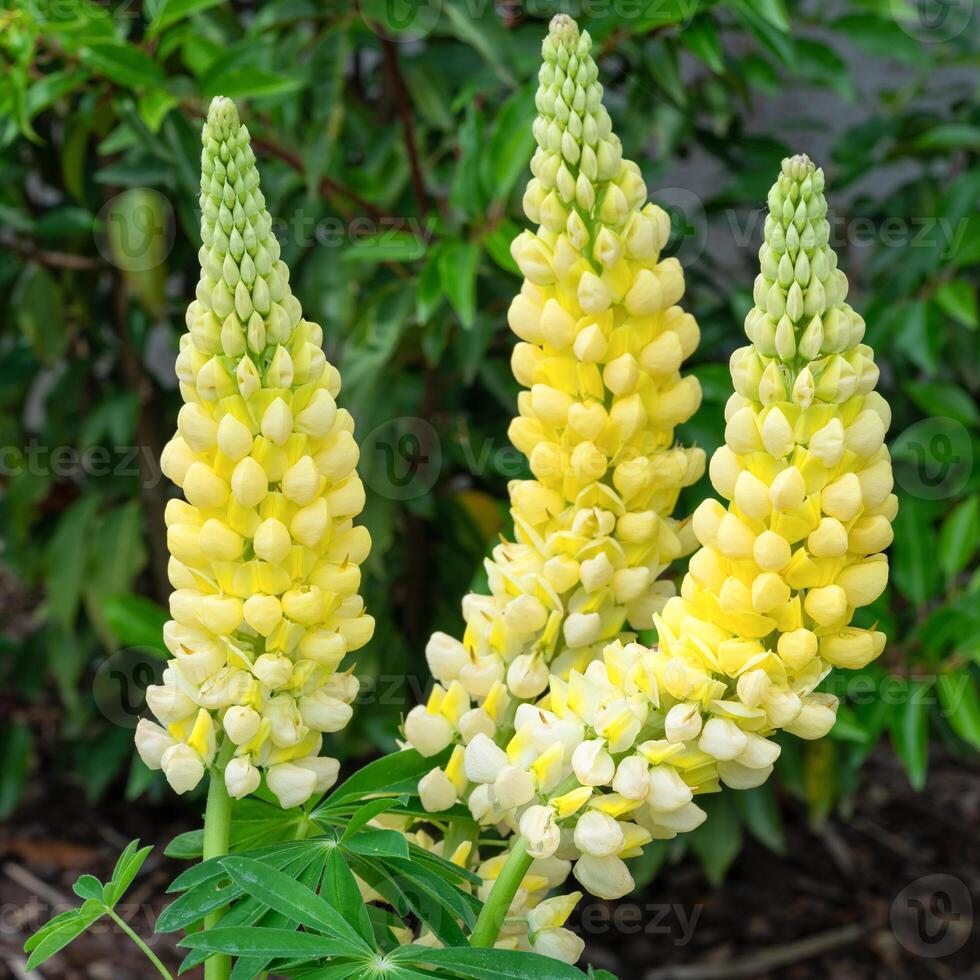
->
[221, 857, 372, 955]
[25, 840, 151, 970]
[24, 902, 105, 971]
[350, 856, 471, 947]
[318, 749, 448, 809]
[159, 846, 316, 932]
[104, 840, 154, 907]
[391, 944, 590, 978]
[340, 797, 408, 840]
[179, 926, 352, 960]
[321, 847, 374, 947]
[343, 829, 410, 860]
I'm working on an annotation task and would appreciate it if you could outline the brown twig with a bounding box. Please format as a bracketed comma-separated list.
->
[249, 135, 385, 222]
[644, 923, 867, 980]
[4, 241, 100, 271]
[380, 37, 430, 215]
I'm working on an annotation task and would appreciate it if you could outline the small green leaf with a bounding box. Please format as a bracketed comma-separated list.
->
[689, 793, 742, 884]
[681, 16, 724, 72]
[147, 0, 224, 34]
[78, 42, 165, 89]
[734, 783, 786, 854]
[890, 678, 931, 790]
[202, 68, 300, 100]
[937, 673, 980, 751]
[343, 233, 427, 264]
[102, 594, 169, 655]
[0, 723, 33, 819]
[104, 840, 153, 907]
[905, 380, 979, 429]
[438, 240, 479, 329]
[72, 876, 104, 902]
[934, 278, 978, 329]
[938, 496, 980, 580]
[915, 124, 980, 152]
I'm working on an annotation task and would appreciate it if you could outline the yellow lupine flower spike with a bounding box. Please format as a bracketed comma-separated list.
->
[406, 11, 704, 763]
[661, 152, 896, 751]
[135, 97, 374, 806]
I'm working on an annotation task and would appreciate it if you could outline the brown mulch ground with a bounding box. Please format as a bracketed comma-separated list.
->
[0, 747, 977, 980]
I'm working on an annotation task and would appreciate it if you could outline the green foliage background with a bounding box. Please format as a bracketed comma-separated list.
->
[1, 0, 978, 881]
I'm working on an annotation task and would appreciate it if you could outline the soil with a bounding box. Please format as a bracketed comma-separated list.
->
[1, 746, 976, 980]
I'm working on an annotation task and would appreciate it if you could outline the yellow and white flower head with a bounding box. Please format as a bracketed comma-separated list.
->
[135, 97, 374, 806]
[408, 151, 895, 965]
[659, 152, 895, 751]
[406, 11, 704, 789]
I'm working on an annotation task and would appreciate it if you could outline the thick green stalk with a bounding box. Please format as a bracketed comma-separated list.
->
[469, 836, 533, 948]
[202, 740, 235, 980]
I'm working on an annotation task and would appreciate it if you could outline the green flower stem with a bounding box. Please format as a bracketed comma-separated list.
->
[469, 835, 533, 949]
[470, 772, 582, 947]
[202, 740, 236, 980]
[107, 908, 175, 980]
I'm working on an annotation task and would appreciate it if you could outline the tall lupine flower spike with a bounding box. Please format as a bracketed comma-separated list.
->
[439, 156, 894, 964]
[406, 11, 704, 783]
[135, 97, 374, 808]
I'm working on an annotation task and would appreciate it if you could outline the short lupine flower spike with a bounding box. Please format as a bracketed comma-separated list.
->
[135, 97, 374, 808]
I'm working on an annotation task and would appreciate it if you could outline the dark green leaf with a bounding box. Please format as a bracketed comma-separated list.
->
[78, 43, 166, 89]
